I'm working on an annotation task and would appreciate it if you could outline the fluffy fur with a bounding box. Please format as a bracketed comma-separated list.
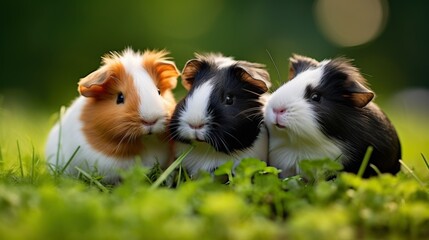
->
[265, 54, 401, 178]
[45, 48, 179, 183]
[169, 53, 271, 177]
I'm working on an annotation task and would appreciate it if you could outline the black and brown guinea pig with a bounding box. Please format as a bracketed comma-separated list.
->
[169, 53, 271, 177]
[264, 54, 401, 178]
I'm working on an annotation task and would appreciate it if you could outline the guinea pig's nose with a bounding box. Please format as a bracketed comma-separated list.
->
[273, 107, 287, 115]
[141, 118, 158, 126]
[189, 123, 205, 130]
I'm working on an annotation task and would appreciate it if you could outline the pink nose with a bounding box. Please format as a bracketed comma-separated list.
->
[189, 123, 204, 130]
[141, 118, 158, 126]
[273, 107, 287, 115]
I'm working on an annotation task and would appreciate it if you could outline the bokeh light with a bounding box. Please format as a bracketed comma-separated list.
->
[314, 0, 389, 47]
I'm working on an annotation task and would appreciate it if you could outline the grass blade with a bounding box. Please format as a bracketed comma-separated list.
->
[357, 146, 373, 178]
[176, 164, 182, 188]
[75, 166, 109, 193]
[400, 160, 425, 187]
[56, 106, 66, 168]
[150, 146, 194, 190]
[60, 146, 80, 175]
[369, 163, 382, 176]
[17, 141, 24, 178]
[421, 153, 429, 171]
[31, 144, 37, 184]
[0, 144, 3, 170]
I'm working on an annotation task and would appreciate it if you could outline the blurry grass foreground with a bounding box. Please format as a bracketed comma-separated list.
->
[0, 105, 429, 239]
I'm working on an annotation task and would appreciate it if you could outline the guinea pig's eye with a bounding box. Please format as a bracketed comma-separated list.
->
[311, 93, 321, 102]
[116, 92, 125, 104]
[225, 95, 234, 105]
[157, 89, 161, 95]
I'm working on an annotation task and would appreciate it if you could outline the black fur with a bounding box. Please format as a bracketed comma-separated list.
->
[288, 54, 319, 80]
[303, 58, 401, 177]
[169, 55, 268, 154]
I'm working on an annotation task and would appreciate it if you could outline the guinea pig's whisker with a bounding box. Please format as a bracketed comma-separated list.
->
[162, 133, 172, 142]
[242, 88, 262, 96]
[205, 133, 220, 151]
[256, 119, 265, 129]
[166, 127, 185, 142]
[202, 142, 214, 160]
[114, 130, 130, 154]
[223, 130, 244, 148]
[235, 108, 261, 119]
[104, 124, 130, 135]
[166, 132, 180, 142]
[205, 135, 216, 149]
[242, 98, 265, 104]
[207, 130, 231, 153]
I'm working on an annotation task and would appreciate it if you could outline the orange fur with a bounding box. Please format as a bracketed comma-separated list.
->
[80, 61, 144, 158]
[78, 50, 179, 160]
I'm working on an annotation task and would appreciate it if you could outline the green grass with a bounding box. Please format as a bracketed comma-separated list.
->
[0, 105, 428, 240]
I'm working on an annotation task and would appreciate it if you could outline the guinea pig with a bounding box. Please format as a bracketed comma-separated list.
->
[264, 54, 401, 178]
[45, 48, 179, 183]
[169, 53, 271, 177]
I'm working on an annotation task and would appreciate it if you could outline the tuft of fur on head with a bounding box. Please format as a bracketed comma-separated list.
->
[170, 53, 271, 154]
[78, 48, 179, 159]
[181, 53, 271, 91]
[288, 54, 320, 80]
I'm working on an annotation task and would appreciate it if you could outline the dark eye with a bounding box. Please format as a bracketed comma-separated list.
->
[311, 93, 321, 102]
[116, 92, 125, 104]
[157, 89, 161, 95]
[225, 95, 234, 105]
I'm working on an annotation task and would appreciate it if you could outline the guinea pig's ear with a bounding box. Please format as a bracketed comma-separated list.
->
[181, 59, 204, 90]
[235, 62, 271, 93]
[329, 57, 375, 108]
[143, 50, 180, 91]
[154, 61, 179, 90]
[346, 81, 375, 108]
[78, 67, 114, 98]
[289, 54, 319, 80]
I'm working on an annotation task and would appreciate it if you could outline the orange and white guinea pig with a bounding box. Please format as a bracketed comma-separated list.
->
[45, 48, 179, 183]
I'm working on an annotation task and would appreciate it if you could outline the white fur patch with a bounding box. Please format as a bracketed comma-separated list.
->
[264, 62, 343, 177]
[176, 126, 269, 177]
[178, 81, 213, 140]
[265, 66, 325, 138]
[215, 56, 236, 69]
[120, 50, 167, 133]
[45, 96, 171, 183]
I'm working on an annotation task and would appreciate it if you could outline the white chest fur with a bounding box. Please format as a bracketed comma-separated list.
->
[175, 126, 269, 177]
[45, 97, 170, 183]
[268, 131, 343, 178]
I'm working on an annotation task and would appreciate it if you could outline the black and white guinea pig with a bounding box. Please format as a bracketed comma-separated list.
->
[169, 53, 271, 177]
[45, 48, 179, 183]
[264, 54, 401, 178]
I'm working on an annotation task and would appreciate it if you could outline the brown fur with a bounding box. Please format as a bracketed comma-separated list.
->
[236, 61, 271, 92]
[181, 59, 204, 90]
[78, 50, 179, 159]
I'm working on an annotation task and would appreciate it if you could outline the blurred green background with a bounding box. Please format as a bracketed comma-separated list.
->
[1, 0, 428, 112]
[0, 0, 428, 182]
